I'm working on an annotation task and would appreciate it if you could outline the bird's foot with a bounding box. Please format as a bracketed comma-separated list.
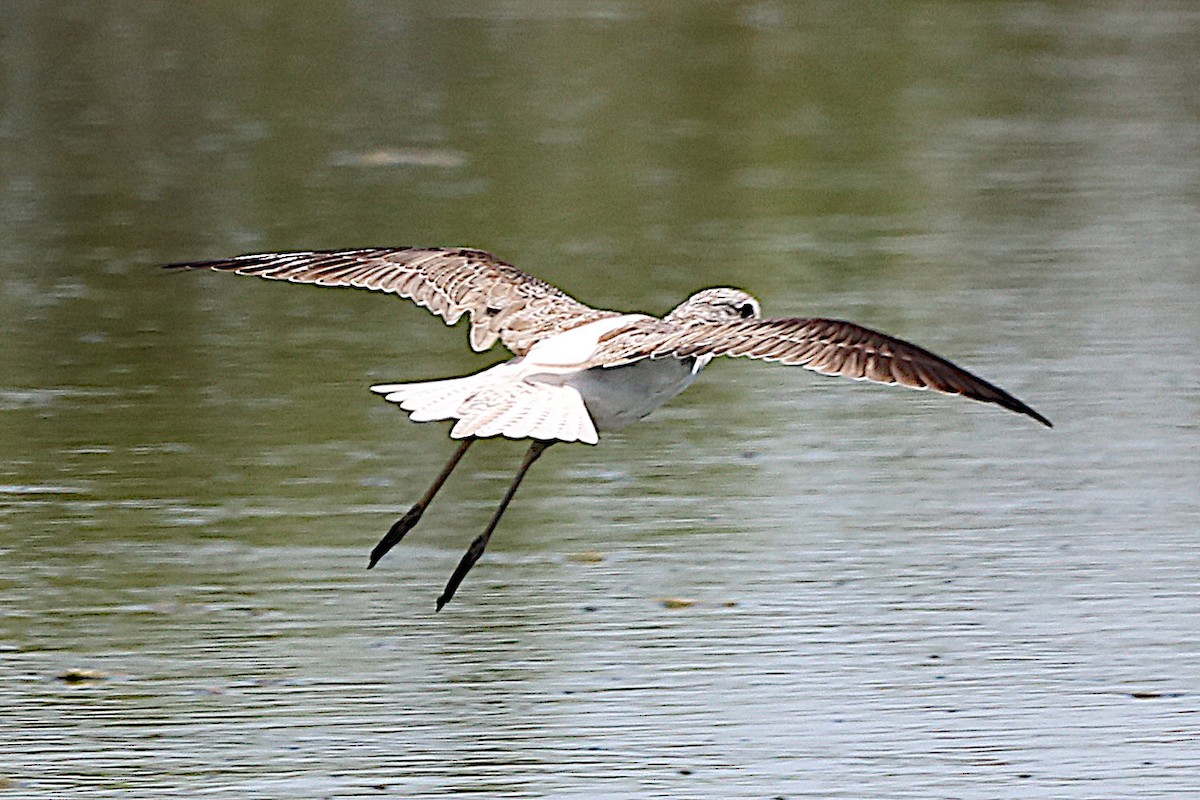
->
[367, 504, 424, 569]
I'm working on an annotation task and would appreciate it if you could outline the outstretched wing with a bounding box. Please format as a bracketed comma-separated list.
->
[164, 247, 618, 355]
[593, 316, 1051, 427]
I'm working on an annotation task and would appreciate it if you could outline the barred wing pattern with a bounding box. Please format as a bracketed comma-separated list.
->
[164, 248, 618, 355]
[594, 316, 1052, 427]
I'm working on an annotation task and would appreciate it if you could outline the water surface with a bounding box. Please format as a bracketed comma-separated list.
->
[2, 2, 1198, 798]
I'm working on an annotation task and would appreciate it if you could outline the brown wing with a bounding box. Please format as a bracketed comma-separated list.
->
[594, 317, 1052, 427]
[164, 247, 618, 355]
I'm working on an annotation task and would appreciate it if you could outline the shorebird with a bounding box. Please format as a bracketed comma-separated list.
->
[167, 247, 1051, 609]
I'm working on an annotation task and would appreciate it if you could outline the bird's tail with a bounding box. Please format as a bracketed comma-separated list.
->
[371, 368, 599, 444]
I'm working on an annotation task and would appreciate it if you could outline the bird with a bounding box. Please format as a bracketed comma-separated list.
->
[166, 246, 1051, 610]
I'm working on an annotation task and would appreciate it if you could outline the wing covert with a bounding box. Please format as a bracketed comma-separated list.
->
[164, 247, 618, 355]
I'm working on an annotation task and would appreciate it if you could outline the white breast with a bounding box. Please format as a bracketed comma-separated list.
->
[563, 357, 705, 431]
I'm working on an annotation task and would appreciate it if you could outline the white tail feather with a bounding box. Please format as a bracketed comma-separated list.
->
[371, 372, 599, 444]
[373, 376, 484, 423]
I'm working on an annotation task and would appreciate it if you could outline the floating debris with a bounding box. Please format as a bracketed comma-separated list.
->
[656, 597, 737, 610]
[56, 668, 107, 684]
[330, 147, 469, 169]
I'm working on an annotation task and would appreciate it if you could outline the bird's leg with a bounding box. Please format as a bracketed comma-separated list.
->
[368, 437, 475, 569]
[436, 439, 553, 612]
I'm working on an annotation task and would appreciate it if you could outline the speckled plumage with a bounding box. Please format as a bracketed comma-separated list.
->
[167, 246, 1050, 610]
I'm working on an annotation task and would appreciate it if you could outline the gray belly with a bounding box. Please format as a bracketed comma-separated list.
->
[563, 357, 701, 431]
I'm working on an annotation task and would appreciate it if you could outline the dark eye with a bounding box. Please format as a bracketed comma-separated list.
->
[737, 303, 755, 319]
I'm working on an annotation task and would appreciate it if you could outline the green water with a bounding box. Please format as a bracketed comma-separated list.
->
[2, 2, 1198, 798]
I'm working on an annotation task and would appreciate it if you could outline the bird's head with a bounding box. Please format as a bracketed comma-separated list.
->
[664, 287, 762, 325]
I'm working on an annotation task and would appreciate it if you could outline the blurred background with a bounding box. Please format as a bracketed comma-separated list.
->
[1, 2, 1197, 798]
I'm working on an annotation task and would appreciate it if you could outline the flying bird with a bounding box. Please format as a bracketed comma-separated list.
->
[167, 247, 1051, 609]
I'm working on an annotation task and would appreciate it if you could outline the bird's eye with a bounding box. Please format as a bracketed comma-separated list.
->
[737, 303, 755, 319]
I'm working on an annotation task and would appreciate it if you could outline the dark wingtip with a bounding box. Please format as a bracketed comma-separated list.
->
[162, 258, 236, 271]
[960, 371, 1051, 429]
[999, 395, 1052, 428]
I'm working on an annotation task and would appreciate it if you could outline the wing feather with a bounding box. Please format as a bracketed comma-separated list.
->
[164, 247, 618, 355]
[593, 317, 1051, 427]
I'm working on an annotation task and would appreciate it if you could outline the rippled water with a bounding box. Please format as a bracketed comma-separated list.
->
[2, 2, 1198, 798]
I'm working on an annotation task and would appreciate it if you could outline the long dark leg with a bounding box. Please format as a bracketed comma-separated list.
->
[368, 437, 475, 569]
[436, 440, 552, 612]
